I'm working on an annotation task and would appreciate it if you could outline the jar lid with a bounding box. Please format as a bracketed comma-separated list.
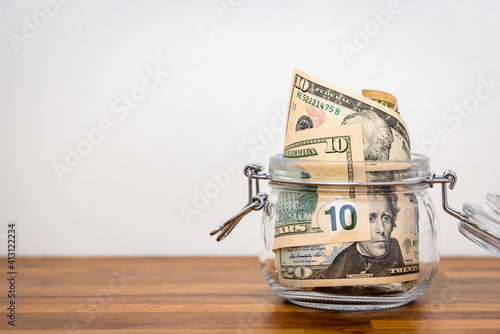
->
[460, 193, 500, 256]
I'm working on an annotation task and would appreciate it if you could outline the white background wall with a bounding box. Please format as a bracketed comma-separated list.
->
[0, 0, 499, 256]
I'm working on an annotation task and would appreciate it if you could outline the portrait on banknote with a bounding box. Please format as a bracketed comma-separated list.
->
[341, 109, 394, 161]
[317, 186, 405, 279]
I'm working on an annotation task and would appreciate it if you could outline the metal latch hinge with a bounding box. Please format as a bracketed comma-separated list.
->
[210, 163, 270, 241]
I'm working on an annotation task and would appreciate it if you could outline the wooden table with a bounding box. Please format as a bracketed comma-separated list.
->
[1, 257, 499, 333]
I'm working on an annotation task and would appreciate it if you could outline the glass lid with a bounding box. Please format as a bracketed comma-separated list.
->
[460, 193, 500, 257]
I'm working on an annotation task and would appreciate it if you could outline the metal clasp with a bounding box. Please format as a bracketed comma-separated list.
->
[426, 169, 469, 222]
[210, 163, 270, 241]
[210, 165, 470, 241]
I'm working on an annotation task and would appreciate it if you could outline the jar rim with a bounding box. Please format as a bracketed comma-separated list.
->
[268, 152, 432, 187]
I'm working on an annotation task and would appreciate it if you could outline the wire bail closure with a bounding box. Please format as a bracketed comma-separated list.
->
[210, 163, 270, 242]
[210, 162, 470, 241]
[425, 170, 469, 222]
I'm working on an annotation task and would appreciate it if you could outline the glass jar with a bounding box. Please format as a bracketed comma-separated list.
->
[211, 153, 499, 311]
[259, 153, 438, 310]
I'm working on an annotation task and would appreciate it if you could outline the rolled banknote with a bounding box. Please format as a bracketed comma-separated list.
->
[362, 89, 399, 113]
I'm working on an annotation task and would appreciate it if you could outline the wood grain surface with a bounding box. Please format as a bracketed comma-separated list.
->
[0, 256, 499, 333]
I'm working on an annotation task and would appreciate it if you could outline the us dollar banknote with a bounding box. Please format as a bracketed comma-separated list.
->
[286, 68, 410, 161]
[273, 125, 370, 250]
[362, 89, 399, 113]
[273, 69, 418, 288]
[276, 186, 420, 287]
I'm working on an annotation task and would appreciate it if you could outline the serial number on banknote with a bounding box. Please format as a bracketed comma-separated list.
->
[296, 91, 341, 115]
